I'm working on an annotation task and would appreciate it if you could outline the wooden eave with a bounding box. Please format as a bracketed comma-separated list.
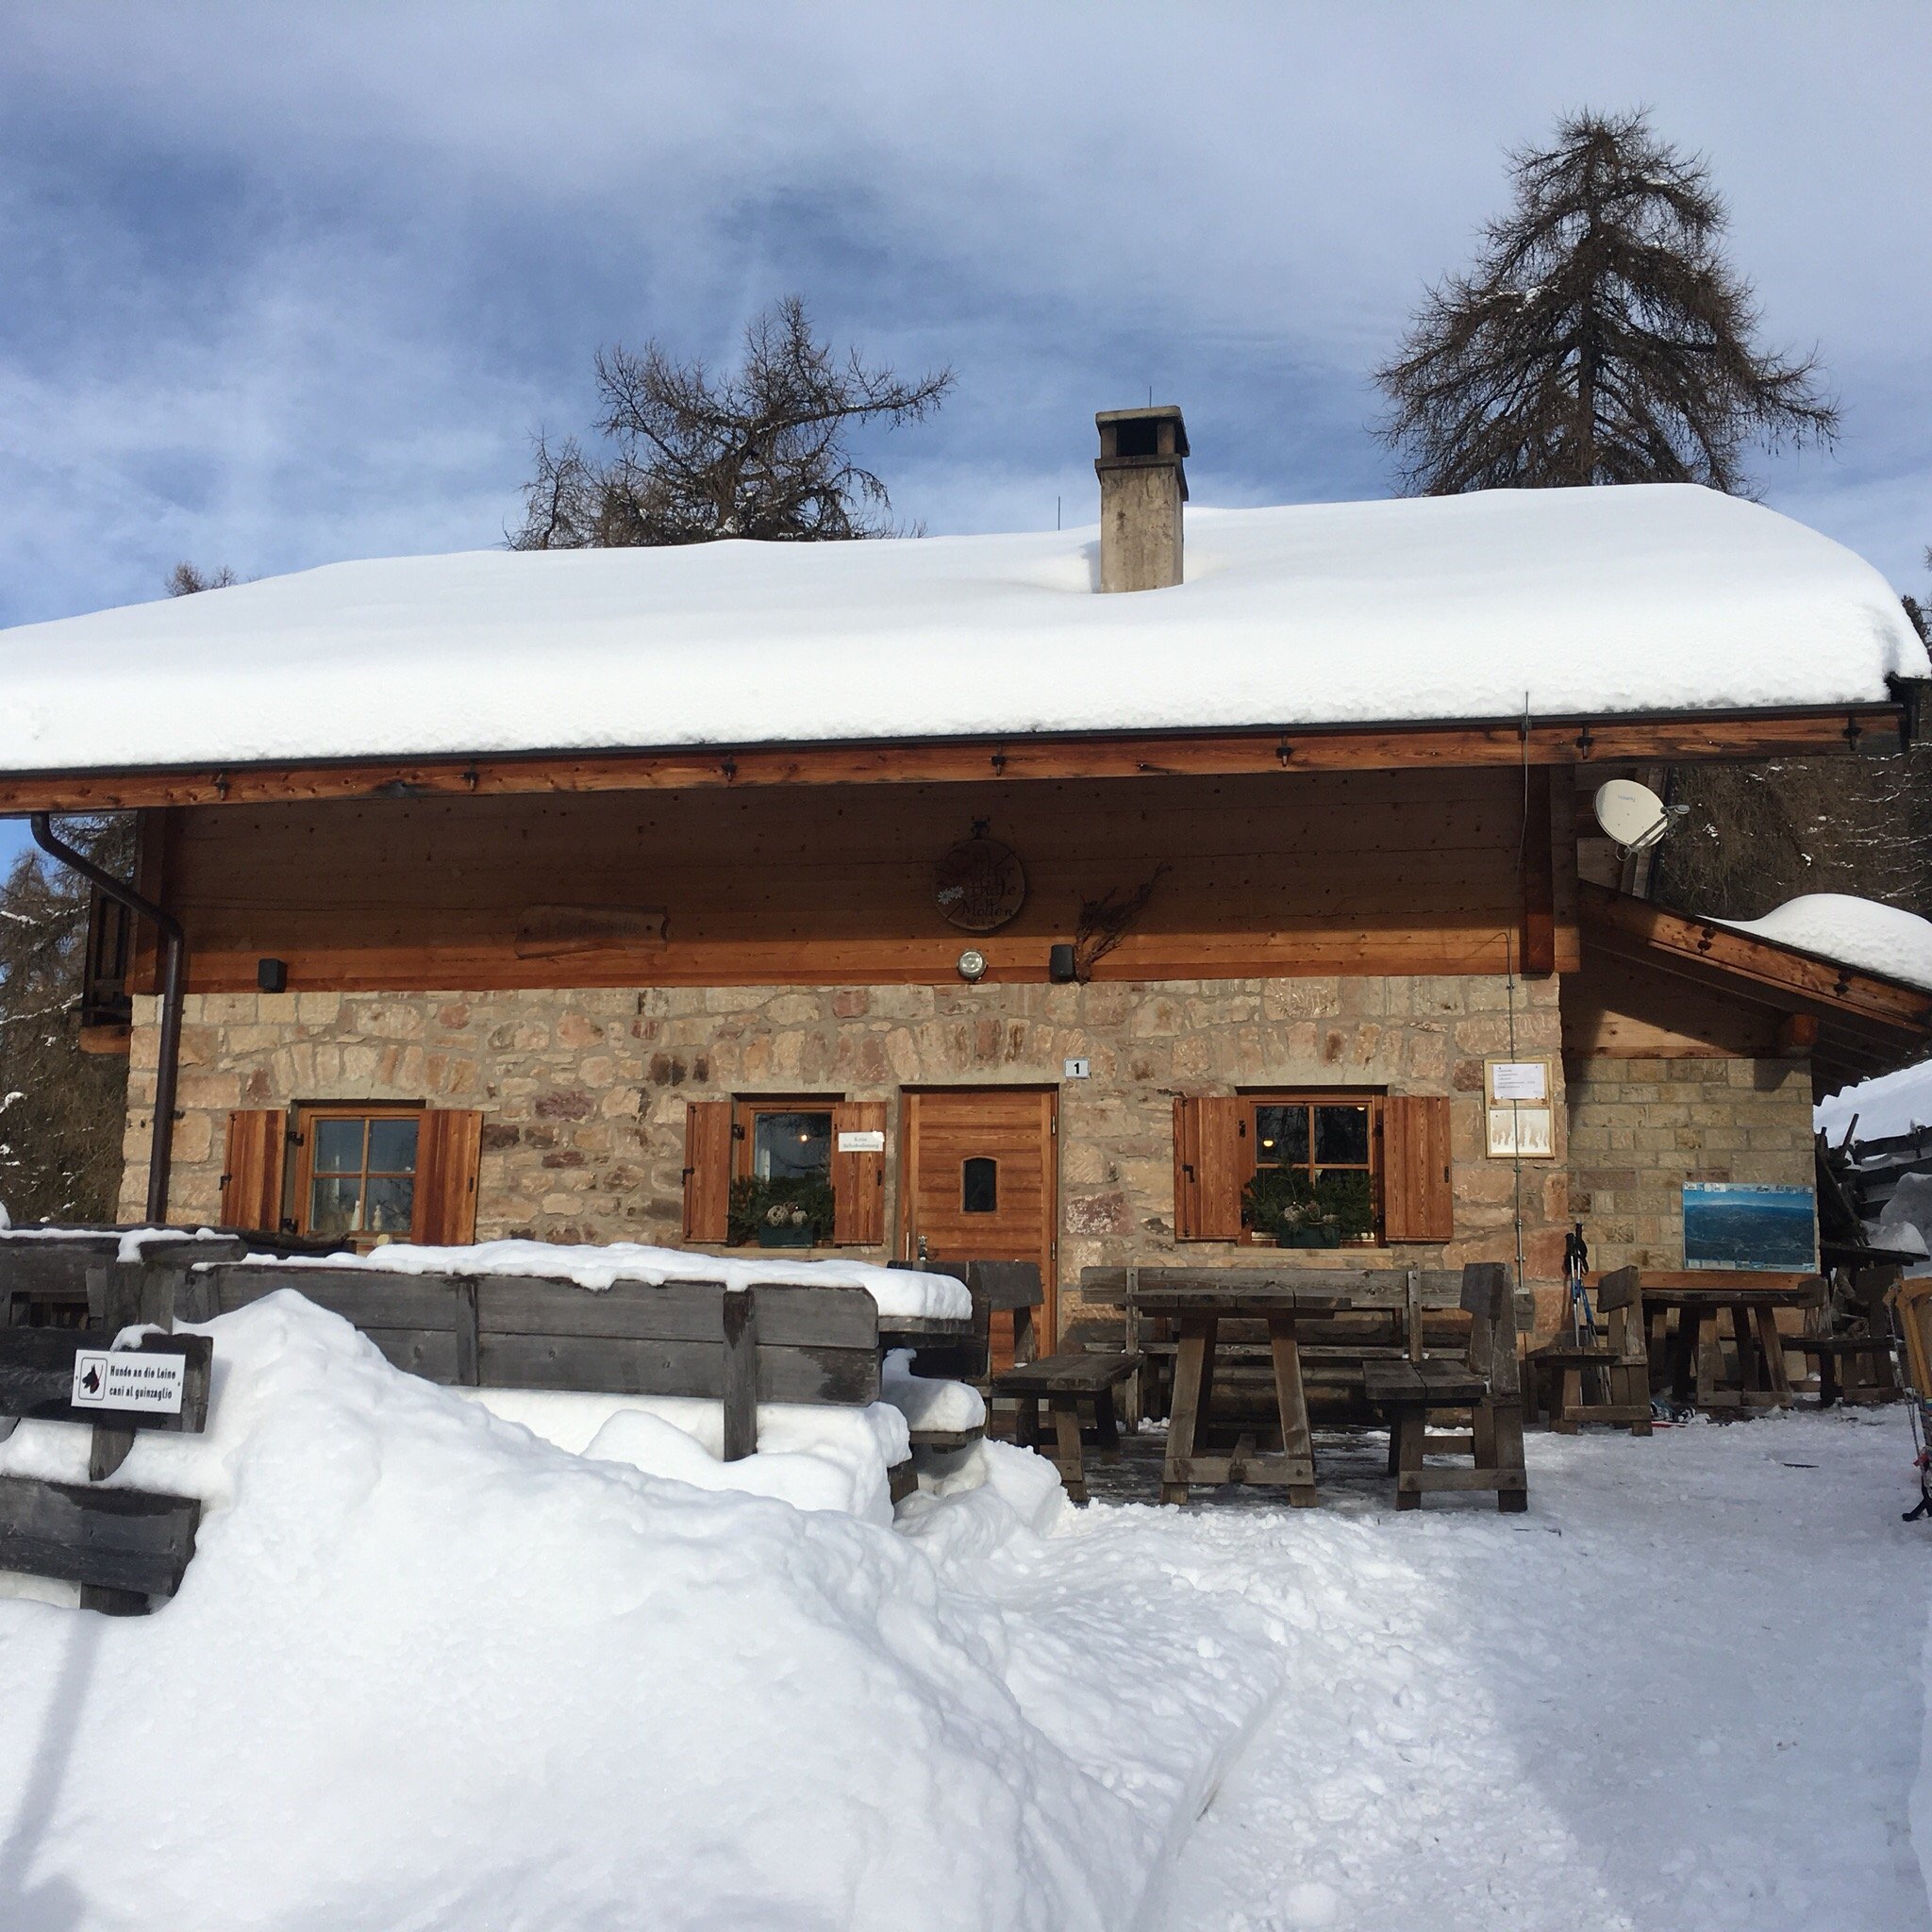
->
[0, 701, 1908, 813]
[1581, 882, 1932, 1091]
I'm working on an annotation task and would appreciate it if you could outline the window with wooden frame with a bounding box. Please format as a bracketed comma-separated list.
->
[221, 1104, 484, 1248]
[682, 1096, 886, 1248]
[294, 1104, 425, 1241]
[1244, 1091, 1382, 1245]
[1173, 1090, 1453, 1244]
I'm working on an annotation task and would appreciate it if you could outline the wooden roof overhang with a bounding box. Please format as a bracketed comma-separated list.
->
[0, 699, 1912, 814]
[1581, 883, 1932, 1095]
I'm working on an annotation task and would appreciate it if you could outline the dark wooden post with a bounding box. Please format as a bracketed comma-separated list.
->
[81, 1260, 175, 1613]
[721, 1287, 758, 1462]
[453, 1277, 480, 1388]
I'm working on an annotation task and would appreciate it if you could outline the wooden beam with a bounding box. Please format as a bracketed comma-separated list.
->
[1522, 766, 1557, 974]
[0, 706, 1903, 811]
[1582, 884, 1932, 1033]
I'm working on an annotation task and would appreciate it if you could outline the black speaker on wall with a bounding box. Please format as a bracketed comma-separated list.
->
[257, 958, 289, 994]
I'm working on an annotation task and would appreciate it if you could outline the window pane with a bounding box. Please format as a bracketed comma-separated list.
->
[1314, 1105, 1370, 1165]
[364, 1175, 415, 1235]
[309, 1175, 362, 1234]
[312, 1117, 365, 1174]
[961, 1158, 998, 1213]
[753, 1111, 833, 1182]
[1254, 1106, 1308, 1167]
[366, 1118, 420, 1174]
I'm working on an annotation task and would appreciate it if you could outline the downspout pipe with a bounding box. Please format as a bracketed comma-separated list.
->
[29, 814, 185, 1225]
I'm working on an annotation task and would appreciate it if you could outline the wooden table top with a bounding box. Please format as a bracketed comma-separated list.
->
[1642, 1285, 1825, 1310]
[1129, 1287, 1355, 1316]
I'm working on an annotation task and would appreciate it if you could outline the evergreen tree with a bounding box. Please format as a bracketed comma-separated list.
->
[0, 820, 132, 1223]
[1375, 109, 1837, 494]
[511, 297, 952, 548]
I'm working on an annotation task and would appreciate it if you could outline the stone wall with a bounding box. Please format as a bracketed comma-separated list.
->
[1564, 1057, 1815, 1274]
[121, 973, 1569, 1324]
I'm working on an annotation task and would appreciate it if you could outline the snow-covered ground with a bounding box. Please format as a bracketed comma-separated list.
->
[1146, 1414, 1931, 1931]
[1, 1293, 1927, 1929]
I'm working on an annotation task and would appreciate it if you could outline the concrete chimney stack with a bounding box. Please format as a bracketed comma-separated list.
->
[1094, 405, 1188, 592]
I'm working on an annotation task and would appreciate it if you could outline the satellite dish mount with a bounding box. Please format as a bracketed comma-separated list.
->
[1593, 778, 1689, 856]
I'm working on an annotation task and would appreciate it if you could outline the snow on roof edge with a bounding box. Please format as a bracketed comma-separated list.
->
[0, 487, 1922, 776]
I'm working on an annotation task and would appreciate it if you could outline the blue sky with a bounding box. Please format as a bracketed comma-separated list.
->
[0, 3, 1927, 879]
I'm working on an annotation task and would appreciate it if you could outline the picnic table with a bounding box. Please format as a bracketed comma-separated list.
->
[1091, 1275, 1352, 1506]
[1638, 1273, 1827, 1412]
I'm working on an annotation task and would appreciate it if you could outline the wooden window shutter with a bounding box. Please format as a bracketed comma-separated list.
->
[1172, 1095, 1245, 1241]
[830, 1100, 888, 1245]
[682, 1099, 733, 1243]
[1383, 1095, 1455, 1241]
[413, 1109, 484, 1246]
[220, 1109, 288, 1231]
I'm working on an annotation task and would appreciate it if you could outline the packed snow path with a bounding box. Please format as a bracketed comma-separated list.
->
[1104, 1412, 1931, 1932]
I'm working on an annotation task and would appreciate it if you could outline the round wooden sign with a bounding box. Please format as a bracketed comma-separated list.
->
[934, 837, 1026, 933]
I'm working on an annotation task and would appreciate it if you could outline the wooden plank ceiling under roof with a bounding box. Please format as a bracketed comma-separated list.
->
[1578, 883, 1932, 1097]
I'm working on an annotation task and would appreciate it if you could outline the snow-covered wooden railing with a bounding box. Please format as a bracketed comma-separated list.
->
[178, 1263, 883, 1459]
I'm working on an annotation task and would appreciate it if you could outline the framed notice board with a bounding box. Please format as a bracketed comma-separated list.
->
[1484, 1057, 1555, 1159]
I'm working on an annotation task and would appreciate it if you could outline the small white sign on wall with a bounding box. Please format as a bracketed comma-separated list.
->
[1488, 1058, 1550, 1104]
[70, 1349, 186, 1415]
[1063, 1058, 1091, 1080]
[836, 1129, 886, 1154]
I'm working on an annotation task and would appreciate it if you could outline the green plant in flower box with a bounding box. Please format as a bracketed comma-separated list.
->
[728, 1174, 836, 1247]
[1241, 1167, 1375, 1246]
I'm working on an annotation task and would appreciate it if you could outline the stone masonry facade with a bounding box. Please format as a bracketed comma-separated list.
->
[1564, 1057, 1815, 1274]
[122, 973, 1569, 1329]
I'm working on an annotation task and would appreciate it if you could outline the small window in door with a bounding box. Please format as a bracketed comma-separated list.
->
[961, 1157, 998, 1213]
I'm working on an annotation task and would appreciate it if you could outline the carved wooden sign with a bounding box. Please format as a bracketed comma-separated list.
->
[934, 838, 1026, 933]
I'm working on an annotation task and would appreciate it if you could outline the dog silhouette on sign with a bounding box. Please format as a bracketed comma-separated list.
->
[78, 1360, 102, 1396]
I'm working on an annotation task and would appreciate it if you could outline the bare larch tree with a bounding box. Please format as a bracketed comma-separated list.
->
[1375, 108, 1838, 494]
[167, 561, 238, 595]
[511, 297, 953, 548]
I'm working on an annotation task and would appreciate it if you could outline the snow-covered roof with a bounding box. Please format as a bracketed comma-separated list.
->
[1718, 894, 1932, 994]
[0, 484, 1922, 774]
[1816, 1058, 1932, 1143]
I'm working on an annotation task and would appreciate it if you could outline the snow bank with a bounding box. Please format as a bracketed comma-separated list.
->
[251, 1234, 971, 1323]
[882, 1347, 987, 1435]
[0, 1293, 1284, 1931]
[458, 1385, 908, 1523]
[0, 487, 1920, 775]
[1722, 892, 1932, 992]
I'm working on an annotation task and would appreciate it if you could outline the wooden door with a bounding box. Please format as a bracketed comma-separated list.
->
[900, 1088, 1058, 1358]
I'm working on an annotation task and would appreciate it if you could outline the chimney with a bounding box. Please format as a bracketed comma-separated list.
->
[1094, 405, 1189, 592]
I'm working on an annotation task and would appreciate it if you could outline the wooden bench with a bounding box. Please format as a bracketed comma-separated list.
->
[1364, 1262, 1526, 1513]
[1788, 1333, 1901, 1407]
[1078, 1265, 1484, 1427]
[991, 1351, 1140, 1504]
[1526, 1266, 1653, 1434]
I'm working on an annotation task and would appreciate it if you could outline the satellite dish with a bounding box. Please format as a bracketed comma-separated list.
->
[1594, 779, 1677, 854]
